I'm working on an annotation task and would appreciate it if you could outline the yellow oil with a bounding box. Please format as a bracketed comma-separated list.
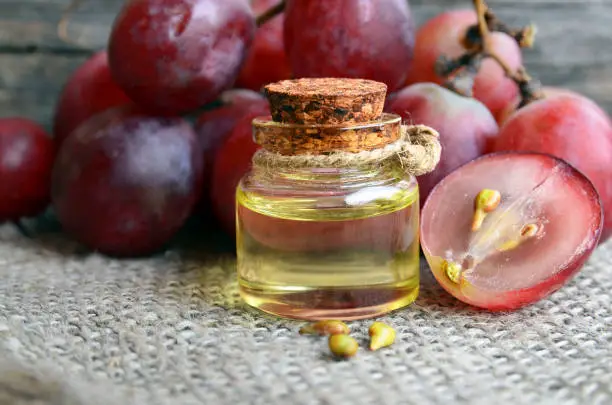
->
[235, 184, 420, 320]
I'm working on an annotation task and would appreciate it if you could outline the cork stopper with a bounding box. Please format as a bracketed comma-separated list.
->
[264, 78, 387, 125]
[253, 114, 402, 155]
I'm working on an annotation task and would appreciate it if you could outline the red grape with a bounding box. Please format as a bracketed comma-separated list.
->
[211, 112, 264, 236]
[51, 105, 203, 257]
[492, 94, 612, 242]
[283, 0, 415, 92]
[108, 0, 256, 115]
[497, 86, 612, 127]
[53, 51, 130, 146]
[0, 118, 55, 221]
[385, 83, 499, 205]
[236, 0, 291, 91]
[195, 89, 269, 207]
[406, 10, 522, 122]
[421, 152, 603, 310]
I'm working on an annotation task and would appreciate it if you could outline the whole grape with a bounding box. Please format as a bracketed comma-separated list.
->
[497, 86, 612, 127]
[385, 83, 499, 205]
[195, 89, 269, 209]
[236, 0, 291, 90]
[0, 118, 55, 221]
[406, 10, 522, 122]
[211, 112, 263, 235]
[284, 0, 415, 92]
[52, 105, 204, 257]
[108, 0, 256, 115]
[53, 51, 130, 146]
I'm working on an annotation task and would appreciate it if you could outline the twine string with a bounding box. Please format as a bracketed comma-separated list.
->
[252, 124, 441, 176]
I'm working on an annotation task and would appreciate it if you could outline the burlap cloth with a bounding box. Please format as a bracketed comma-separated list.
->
[0, 221, 610, 405]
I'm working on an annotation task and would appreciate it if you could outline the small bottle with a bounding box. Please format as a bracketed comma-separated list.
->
[236, 78, 431, 320]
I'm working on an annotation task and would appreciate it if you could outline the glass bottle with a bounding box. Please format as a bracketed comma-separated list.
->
[235, 78, 421, 320]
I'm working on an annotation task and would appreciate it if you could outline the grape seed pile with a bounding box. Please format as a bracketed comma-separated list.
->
[1, 0, 611, 310]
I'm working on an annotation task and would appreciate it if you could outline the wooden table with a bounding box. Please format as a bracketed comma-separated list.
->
[1, 0, 611, 129]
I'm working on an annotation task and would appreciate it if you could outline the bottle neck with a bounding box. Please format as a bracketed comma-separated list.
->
[248, 163, 406, 191]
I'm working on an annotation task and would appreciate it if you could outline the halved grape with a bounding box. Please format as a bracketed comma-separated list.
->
[421, 152, 603, 311]
[492, 94, 612, 242]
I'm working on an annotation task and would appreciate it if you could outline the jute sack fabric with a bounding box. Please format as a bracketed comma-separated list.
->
[0, 224, 610, 405]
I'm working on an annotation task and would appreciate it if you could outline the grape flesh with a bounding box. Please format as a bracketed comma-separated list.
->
[492, 94, 612, 242]
[0, 118, 55, 221]
[236, 0, 291, 91]
[405, 10, 522, 122]
[53, 51, 130, 146]
[51, 105, 203, 257]
[108, 0, 256, 115]
[421, 152, 603, 310]
[284, 0, 415, 92]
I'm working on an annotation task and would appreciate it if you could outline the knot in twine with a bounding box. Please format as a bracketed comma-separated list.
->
[252, 124, 441, 177]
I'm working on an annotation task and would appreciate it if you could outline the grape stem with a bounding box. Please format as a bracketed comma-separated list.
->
[463, 10, 537, 49]
[473, 0, 544, 107]
[256, 0, 286, 27]
[57, 0, 85, 45]
[438, 0, 544, 107]
[474, 0, 518, 84]
[483, 9, 537, 48]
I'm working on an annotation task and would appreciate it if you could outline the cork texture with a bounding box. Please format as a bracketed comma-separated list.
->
[264, 78, 387, 125]
[252, 125, 441, 177]
[252, 114, 402, 155]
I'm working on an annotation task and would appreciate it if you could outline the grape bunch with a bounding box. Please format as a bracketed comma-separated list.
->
[0, 0, 610, 311]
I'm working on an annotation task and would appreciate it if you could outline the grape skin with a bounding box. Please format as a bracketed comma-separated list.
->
[0, 118, 55, 221]
[284, 0, 415, 92]
[108, 0, 256, 115]
[51, 105, 204, 257]
[493, 94, 612, 242]
[385, 83, 499, 205]
[236, 0, 291, 91]
[53, 51, 130, 146]
[406, 10, 522, 122]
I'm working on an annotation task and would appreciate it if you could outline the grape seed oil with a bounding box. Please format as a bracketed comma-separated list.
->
[236, 166, 420, 320]
[233, 77, 438, 320]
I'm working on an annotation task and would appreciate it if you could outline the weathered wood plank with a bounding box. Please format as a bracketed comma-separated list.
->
[0, 54, 89, 128]
[2, 0, 612, 63]
[0, 0, 118, 51]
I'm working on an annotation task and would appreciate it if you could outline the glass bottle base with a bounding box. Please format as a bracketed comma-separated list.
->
[239, 279, 419, 321]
